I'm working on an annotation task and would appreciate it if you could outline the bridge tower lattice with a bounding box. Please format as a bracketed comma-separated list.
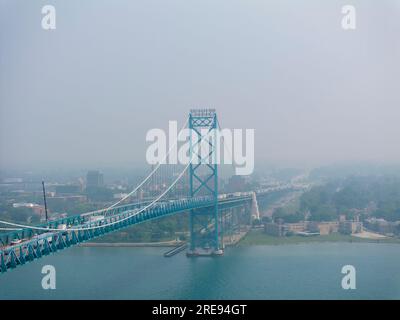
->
[187, 109, 222, 256]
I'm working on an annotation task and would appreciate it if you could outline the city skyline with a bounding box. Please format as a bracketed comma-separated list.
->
[1, 0, 400, 170]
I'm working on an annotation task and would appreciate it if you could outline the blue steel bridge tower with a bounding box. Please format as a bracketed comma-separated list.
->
[187, 109, 222, 256]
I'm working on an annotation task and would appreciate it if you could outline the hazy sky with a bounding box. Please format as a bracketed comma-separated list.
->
[0, 0, 399, 171]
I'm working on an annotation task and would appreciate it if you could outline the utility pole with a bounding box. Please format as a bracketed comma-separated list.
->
[42, 180, 49, 222]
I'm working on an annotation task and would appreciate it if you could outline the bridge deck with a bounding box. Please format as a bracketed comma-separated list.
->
[0, 186, 296, 273]
[0, 194, 253, 273]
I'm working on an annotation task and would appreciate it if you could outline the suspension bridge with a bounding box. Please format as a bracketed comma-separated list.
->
[0, 109, 297, 273]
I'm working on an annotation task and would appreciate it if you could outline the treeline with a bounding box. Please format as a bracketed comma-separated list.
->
[300, 175, 400, 222]
[93, 213, 189, 243]
[0, 204, 42, 224]
[0, 202, 102, 225]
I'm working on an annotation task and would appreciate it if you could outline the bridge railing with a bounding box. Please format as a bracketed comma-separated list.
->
[1, 186, 299, 244]
[0, 193, 258, 272]
[0, 193, 255, 247]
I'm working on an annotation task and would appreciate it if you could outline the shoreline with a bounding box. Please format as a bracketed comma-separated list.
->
[238, 229, 400, 246]
[80, 240, 183, 247]
[352, 230, 388, 240]
[78, 231, 400, 248]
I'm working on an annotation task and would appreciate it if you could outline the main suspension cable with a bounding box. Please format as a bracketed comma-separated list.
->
[0, 122, 206, 233]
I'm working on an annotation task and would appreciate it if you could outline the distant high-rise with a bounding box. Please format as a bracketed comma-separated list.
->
[86, 170, 104, 187]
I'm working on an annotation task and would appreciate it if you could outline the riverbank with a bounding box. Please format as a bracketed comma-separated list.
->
[80, 239, 183, 247]
[352, 230, 388, 239]
[223, 226, 251, 247]
[79, 229, 400, 247]
[239, 229, 400, 246]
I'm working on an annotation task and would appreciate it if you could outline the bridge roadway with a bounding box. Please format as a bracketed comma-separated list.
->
[0, 186, 295, 273]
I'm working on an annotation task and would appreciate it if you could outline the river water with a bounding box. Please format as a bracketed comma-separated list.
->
[1, 243, 399, 299]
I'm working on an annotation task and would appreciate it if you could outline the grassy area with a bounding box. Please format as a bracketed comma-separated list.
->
[239, 229, 400, 246]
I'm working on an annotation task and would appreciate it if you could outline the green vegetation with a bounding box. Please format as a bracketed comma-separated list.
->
[0, 204, 41, 224]
[0, 202, 102, 224]
[272, 207, 303, 223]
[50, 202, 101, 215]
[257, 190, 292, 209]
[91, 213, 189, 243]
[239, 229, 400, 246]
[300, 175, 400, 221]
